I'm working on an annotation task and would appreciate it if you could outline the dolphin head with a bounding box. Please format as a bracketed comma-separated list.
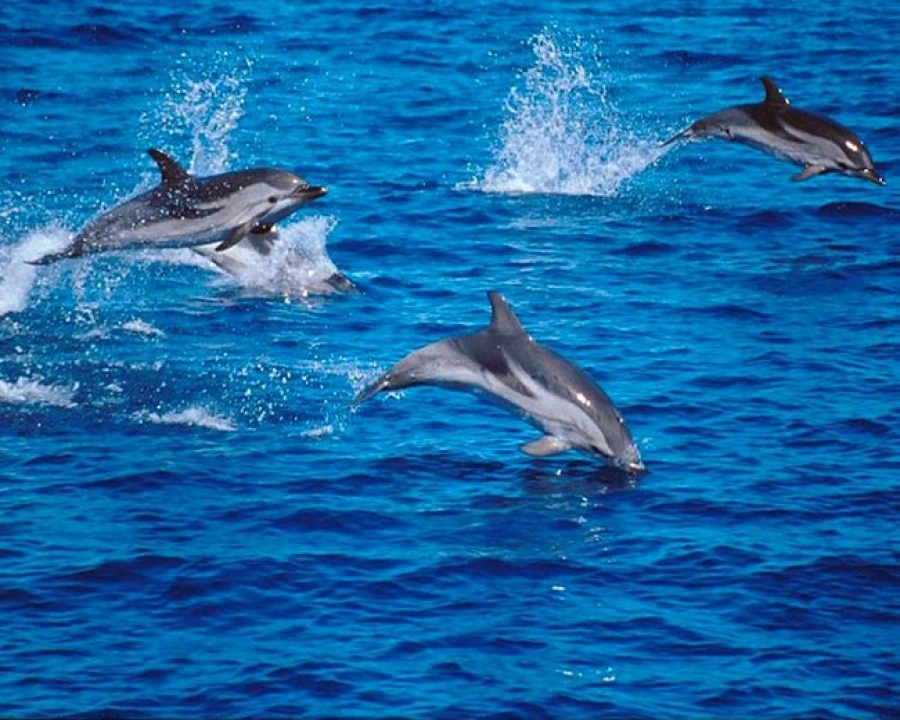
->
[831, 137, 885, 186]
[248, 170, 328, 229]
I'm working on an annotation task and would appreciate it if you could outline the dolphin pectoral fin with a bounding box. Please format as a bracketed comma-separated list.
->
[521, 435, 570, 457]
[214, 223, 255, 252]
[792, 165, 828, 182]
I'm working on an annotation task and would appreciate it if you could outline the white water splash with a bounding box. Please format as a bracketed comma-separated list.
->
[189, 215, 353, 299]
[472, 30, 664, 196]
[0, 377, 77, 408]
[0, 225, 71, 316]
[140, 406, 236, 432]
[152, 52, 252, 175]
[122, 319, 164, 337]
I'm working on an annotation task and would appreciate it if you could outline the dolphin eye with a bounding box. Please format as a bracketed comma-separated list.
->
[268, 196, 277, 203]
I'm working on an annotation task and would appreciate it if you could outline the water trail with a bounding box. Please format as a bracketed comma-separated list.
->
[138, 406, 236, 432]
[0, 225, 71, 317]
[0, 376, 78, 408]
[472, 29, 665, 196]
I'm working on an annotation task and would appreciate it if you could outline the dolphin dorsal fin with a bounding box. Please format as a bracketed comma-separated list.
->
[147, 148, 191, 189]
[487, 291, 527, 337]
[760, 76, 789, 107]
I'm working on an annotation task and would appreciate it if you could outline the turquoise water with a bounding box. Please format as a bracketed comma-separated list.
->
[1, 1, 898, 717]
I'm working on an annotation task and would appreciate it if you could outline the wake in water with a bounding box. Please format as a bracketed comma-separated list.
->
[0, 376, 77, 409]
[472, 29, 665, 196]
[0, 225, 71, 316]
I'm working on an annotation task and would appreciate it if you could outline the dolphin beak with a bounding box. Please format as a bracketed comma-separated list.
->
[298, 185, 327, 200]
[861, 169, 886, 186]
[325, 271, 359, 294]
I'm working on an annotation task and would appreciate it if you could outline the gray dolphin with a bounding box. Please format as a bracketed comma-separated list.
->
[664, 76, 885, 185]
[192, 228, 357, 295]
[352, 291, 644, 472]
[29, 148, 327, 264]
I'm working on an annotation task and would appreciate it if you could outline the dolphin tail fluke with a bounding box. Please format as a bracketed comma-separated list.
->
[26, 242, 83, 266]
[660, 126, 693, 147]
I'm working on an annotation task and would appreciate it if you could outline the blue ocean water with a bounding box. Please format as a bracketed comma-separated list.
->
[1, 0, 899, 716]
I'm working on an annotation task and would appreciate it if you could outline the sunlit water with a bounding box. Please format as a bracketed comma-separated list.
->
[1, 3, 898, 717]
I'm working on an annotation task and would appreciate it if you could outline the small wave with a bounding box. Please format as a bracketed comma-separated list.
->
[0, 377, 77, 408]
[469, 29, 664, 196]
[139, 406, 236, 432]
[122, 319, 164, 337]
[0, 225, 71, 316]
[148, 53, 252, 176]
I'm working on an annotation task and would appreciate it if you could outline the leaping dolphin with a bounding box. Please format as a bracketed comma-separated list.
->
[352, 291, 644, 473]
[664, 76, 885, 186]
[29, 148, 327, 265]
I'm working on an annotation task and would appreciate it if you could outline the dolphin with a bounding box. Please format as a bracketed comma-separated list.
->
[29, 148, 327, 264]
[663, 76, 885, 185]
[352, 291, 644, 472]
[192, 227, 357, 295]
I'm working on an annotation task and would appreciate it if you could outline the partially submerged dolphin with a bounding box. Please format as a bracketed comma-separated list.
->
[192, 228, 357, 295]
[664, 76, 885, 185]
[29, 148, 327, 264]
[352, 291, 644, 472]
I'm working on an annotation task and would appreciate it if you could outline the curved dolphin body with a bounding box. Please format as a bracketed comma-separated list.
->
[29, 149, 327, 265]
[664, 76, 884, 185]
[352, 291, 644, 472]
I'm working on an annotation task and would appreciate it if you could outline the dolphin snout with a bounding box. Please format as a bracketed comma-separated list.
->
[860, 169, 886, 186]
[298, 184, 327, 199]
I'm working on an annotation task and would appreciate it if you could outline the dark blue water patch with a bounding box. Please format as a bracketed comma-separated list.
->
[272, 507, 406, 536]
[815, 201, 900, 220]
[652, 49, 748, 70]
[68, 22, 148, 48]
[682, 302, 771, 322]
[612, 239, 677, 257]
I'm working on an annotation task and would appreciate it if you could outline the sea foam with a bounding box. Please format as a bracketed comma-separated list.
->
[471, 29, 665, 196]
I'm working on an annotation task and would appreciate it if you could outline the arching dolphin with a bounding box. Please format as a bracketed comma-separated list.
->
[664, 76, 884, 185]
[352, 291, 644, 472]
[29, 148, 327, 264]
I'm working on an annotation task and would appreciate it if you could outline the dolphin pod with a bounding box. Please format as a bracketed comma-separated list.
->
[23, 75, 889, 470]
[352, 291, 645, 473]
[29, 148, 327, 265]
[664, 76, 884, 186]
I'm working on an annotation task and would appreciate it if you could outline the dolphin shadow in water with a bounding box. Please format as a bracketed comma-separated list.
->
[664, 76, 884, 186]
[29, 148, 327, 265]
[352, 291, 645, 474]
